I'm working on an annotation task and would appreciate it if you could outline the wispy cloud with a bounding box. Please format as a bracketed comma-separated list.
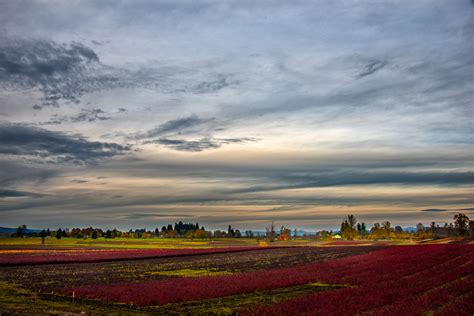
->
[421, 208, 449, 212]
[145, 137, 258, 152]
[191, 73, 238, 94]
[71, 179, 89, 184]
[40, 108, 126, 125]
[357, 60, 388, 78]
[0, 189, 39, 198]
[132, 115, 216, 140]
[130, 115, 258, 151]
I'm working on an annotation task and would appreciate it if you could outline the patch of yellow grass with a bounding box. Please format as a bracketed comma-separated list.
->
[308, 282, 347, 287]
[147, 269, 233, 277]
[180, 241, 210, 246]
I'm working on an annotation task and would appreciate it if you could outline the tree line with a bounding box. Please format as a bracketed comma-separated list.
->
[9, 213, 474, 240]
[337, 213, 473, 240]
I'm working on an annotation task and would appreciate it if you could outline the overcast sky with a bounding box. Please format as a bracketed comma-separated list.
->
[0, 0, 472, 231]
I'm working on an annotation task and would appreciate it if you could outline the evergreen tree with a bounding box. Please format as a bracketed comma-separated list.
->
[105, 230, 112, 238]
[56, 229, 62, 240]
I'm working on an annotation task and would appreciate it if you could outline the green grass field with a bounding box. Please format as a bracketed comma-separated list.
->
[0, 237, 260, 249]
[0, 237, 337, 251]
[0, 236, 416, 251]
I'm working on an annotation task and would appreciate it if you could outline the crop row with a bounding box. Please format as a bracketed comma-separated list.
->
[245, 245, 474, 315]
[65, 244, 474, 313]
[0, 246, 264, 266]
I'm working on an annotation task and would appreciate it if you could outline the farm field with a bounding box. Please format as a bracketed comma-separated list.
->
[0, 239, 472, 315]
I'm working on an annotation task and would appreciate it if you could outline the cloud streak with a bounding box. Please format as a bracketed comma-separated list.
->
[0, 189, 39, 198]
[146, 137, 258, 152]
[132, 115, 216, 140]
[357, 60, 388, 78]
[40, 108, 127, 125]
[0, 123, 130, 164]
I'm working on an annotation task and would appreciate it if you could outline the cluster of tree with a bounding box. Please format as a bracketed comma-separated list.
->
[368, 221, 406, 240]
[418, 213, 473, 238]
[68, 227, 105, 239]
[338, 213, 473, 240]
[157, 222, 209, 238]
[264, 222, 299, 242]
[340, 215, 368, 240]
[211, 225, 242, 238]
[160, 222, 205, 235]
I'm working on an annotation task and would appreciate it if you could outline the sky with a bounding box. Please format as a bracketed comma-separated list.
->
[0, 0, 473, 231]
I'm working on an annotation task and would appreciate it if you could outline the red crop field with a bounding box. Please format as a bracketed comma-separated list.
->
[245, 244, 474, 315]
[62, 244, 474, 314]
[1, 242, 472, 315]
[322, 240, 375, 246]
[0, 246, 263, 266]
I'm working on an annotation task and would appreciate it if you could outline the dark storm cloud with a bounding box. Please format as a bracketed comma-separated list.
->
[0, 123, 130, 164]
[146, 137, 257, 152]
[0, 39, 99, 107]
[0, 38, 185, 109]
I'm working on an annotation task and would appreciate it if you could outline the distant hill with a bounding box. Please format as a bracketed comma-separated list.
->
[251, 229, 315, 237]
[0, 227, 42, 236]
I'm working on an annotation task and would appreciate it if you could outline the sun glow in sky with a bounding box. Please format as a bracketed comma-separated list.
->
[0, 0, 472, 230]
